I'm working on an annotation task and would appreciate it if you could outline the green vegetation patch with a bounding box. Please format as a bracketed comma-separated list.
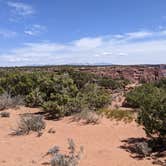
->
[0, 70, 112, 119]
[101, 108, 135, 123]
[125, 79, 166, 140]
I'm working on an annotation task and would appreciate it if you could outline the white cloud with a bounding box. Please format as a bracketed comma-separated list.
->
[24, 24, 46, 36]
[7, 1, 35, 19]
[118, 52, 128, 56]
[102, 52, 113, 56]
[73, 37, 102, 49]
[125, 31, 153, 39]
[0, 29, 16, 38]
[1, 29, 166, 66]
[111, 31, 153, 42]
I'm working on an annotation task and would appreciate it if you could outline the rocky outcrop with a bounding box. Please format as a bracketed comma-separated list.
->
[79, 66, 164, 83]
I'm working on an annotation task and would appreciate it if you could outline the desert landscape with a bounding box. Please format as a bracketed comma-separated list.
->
[0, 65, 166, 166]
[0, 107, 159, 166]
[1, 1, 166, 165]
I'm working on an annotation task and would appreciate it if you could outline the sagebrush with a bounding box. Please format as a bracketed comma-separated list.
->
[48, 139, 84, 166]
[0, 93, 24, 111]
[12, 114, 46, 135]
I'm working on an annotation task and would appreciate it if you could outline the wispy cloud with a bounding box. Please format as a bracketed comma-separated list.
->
[125, 31, 153, 40]
[24, 24, 46, 36]
[7, 1, 35, 20]
[113, 30, 166, 41]
[0, 29, 17, 38]
[1, 29, 166, 66]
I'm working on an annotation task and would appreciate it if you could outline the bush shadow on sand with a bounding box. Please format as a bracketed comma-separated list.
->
[119, 137, 166, 165]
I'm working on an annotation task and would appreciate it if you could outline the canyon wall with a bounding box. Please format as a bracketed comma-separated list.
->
[79, 66, 164, 83]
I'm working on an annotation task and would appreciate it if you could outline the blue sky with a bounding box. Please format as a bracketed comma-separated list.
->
[0, 0, 166, 66]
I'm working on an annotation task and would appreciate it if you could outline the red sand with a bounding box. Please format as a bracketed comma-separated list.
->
[0, 107, 161, 166]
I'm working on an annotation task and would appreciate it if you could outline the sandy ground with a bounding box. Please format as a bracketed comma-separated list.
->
[0, 107, 163, 166]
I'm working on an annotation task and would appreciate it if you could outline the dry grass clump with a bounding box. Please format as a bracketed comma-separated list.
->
[0, 93, 24, 111]
[48, 139, 83, 166]
[0, 111, 10, 118]
[12, 114, 45, 135]
[101, 108, 135, 123]
[72, 109, 100, 125]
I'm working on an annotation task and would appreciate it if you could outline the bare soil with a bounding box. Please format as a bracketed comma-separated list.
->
[0, 107, 164, 166]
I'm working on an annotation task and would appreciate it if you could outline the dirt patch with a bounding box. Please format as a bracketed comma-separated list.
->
[0, 106, 164, 165]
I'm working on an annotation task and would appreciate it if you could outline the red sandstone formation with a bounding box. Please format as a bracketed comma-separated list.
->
[79, 66, 164, 83]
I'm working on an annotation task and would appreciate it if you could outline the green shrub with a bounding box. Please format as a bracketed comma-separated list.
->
[68, 70, 94, 89]
[125, 81, 166, 140]
[25, 88, 44, 107]
[137, 88, 166, 139]
[97, 77, 128, 90]
[0, 72, 42, 96]
[78, 83, 111, 111]
[0, 70, 111, 119]
[42, 83, 110, 119]
[42, 101, 65, 118]
[125, 84, 158, 108]
[154, 78, 166, 90]
[40, 75, 79, 118]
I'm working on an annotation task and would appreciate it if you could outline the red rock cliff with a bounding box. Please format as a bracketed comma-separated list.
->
[79, 66, 164, 83]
